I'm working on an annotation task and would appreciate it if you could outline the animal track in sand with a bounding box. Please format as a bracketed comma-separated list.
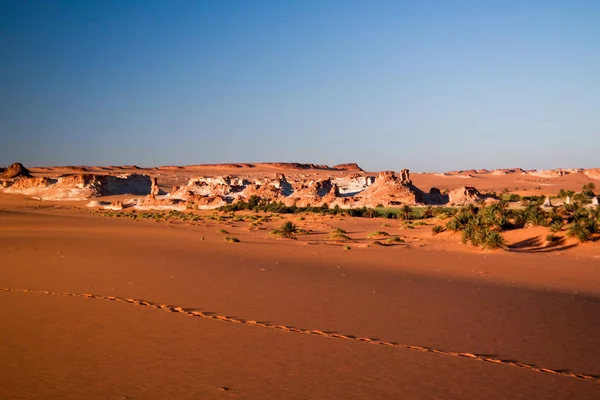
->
[2, 287, 599, 384]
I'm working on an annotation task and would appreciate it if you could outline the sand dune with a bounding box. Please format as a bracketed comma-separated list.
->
[1, 198, 599, 398]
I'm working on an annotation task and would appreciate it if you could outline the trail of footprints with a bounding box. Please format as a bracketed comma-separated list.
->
[3, 287, 599, 384]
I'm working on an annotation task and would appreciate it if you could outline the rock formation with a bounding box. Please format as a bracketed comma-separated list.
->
[354, 171, 424, 207]
[543, 196, 552, 207]
[1, 162, 31, 179]
[400, 169, 411, 185]
[584, 169, 600, 180]
[2, 165, 504, 209]
[448, 187, 484, 205]
[149, 177, 160, 199]
[2, 174, 152, 200]
[527, 169, 569, 178]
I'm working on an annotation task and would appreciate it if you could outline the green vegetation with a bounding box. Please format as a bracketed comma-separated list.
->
[329, 232, 351, 241]
[367, 231, 390, 238]
[224, 236, 240, 243]
[271, 221, 299, 239]
[384, 236, 404, 244]
[431, 225, 445, 235]
[567, 223, 592, 243]
[546, 233, 560, 244]
[482, 231, 507, 250]
[549, 220, 564, 233]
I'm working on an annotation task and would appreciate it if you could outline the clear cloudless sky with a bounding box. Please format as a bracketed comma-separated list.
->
[1, 0, 599, 171]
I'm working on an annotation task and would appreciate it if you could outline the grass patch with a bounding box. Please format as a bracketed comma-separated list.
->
[367, 231, 390, 238]
[329, 233, 351, 241]
[384, 236, 404, 244]
[431, 225, 445, 235]
[331, 227, 347, 234]
[224, 236, 240, 243]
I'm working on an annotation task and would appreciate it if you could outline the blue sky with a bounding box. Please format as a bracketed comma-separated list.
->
[1, 0, 598, 171]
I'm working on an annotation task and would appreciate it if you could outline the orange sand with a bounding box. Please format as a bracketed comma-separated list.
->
[1, 192, 599, 399]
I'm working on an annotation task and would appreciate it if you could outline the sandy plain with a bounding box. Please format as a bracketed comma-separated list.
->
[1, 164, 600, 399]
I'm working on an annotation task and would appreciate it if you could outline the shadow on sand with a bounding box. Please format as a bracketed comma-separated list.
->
[508, 236, 578, 253]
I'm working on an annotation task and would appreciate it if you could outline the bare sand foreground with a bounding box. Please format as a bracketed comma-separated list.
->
[1, 191, 600, 399]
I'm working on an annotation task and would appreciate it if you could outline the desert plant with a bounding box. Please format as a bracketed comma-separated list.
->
[483, 231, 507, 250]
[583, 218, 599, 234]
[446, 217, 461, 232]
[218, 229, 229, 234]
[509, 193, 521, 202]
[331, 227, 346, 234]
[567, 223, 592, 243]
[401, 205, 412, 220]
[224, 236, 240, 243]
[271, 221, 299, 239]
[367, 231, 390, 238]
[431, 225, 445, 235]
[421, 206, 434, 219]
[549, 220, 564, 233]
[343, 245, 351, 251]
[329, 233, 351, 241]
[582, 183, 596, 197]
[545, 233, 560, 245]
[385, 236, 404, 244]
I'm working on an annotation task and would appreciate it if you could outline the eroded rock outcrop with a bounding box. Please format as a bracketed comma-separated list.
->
[584, 169, 600, 180]
[354, 171, 425, 206]
[448, 186, 484, 206]
[1, 163, 31, 179]
[3, 174, 152, 200]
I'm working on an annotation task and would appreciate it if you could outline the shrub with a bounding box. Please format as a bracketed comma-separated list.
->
[421, 206, 434, 219]
[368, 231, 390, 238]
[549, 220, 564, 233]
[329, 233, 351, 241]
[331, 227, 347, 234]
[446, 217, 461, 232]
[432, 225, 445, 235]
[272, 221, 299, 239]
[343, 245, 351, 251]
[584, 218, 599, 234]
[545, 233, 560, 245]
[567, 223, 592, 243]
[218, 229, 229, 234]
[385, 236, 404, 244]
[582, 183, 596, 197]
[483, 231, 507, 250]
[224, 236, 240, 243]
[401, 205, 412, 220]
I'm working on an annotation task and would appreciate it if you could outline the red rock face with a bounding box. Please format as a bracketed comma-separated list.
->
[3, 174, 152, 200]
[354, 171, 423, 206]
[1, 163, 31, 179]
[448, 186, 483, 205]
[333, 163, 363, 172]
[2, 166, 497, 209]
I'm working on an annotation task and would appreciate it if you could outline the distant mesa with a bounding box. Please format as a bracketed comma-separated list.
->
[332, 163, 363, 172]
[161, 162, 364, 172]
[5, 161, 598, 210]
